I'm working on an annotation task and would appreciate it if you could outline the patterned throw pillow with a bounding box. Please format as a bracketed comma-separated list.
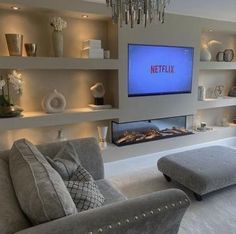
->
[46, 142, 81, 180]
[64, 165, 105, 212]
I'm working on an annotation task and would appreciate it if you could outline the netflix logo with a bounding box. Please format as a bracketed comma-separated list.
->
[150, 65, 175, 74]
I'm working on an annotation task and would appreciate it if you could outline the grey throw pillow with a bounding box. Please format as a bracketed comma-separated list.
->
[9, 139, 77, 225]
[64, 166, 105, 212]
[46, 142, 81, 180]
[0, 159, 31, 234]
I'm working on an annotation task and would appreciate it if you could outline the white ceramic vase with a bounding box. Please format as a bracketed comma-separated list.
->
[42, 89, 66, 113]
[97, 126, 108, 149]
[200, 47, 212, 61]
[52, 31, 63, 57]
[198, 86, 206, 101]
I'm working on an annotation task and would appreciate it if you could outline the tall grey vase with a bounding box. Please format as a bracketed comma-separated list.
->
[52, 31, 63, 57]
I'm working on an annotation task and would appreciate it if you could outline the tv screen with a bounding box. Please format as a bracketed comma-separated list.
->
[128, 44, 194, 97]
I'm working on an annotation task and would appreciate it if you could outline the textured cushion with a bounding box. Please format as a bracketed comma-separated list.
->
[9, 139, 77, 225]
[96, 179, 127, 206]
[46, 141, 81, 180]
[64, 165, 105, 212]
[0, 158, 31, 234]
[158, 146, 236, 195]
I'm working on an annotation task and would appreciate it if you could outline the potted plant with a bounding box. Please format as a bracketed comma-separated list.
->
[0, 70, 23, 117]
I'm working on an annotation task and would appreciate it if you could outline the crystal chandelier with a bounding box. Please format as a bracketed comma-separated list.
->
[106, 0, 171, 28]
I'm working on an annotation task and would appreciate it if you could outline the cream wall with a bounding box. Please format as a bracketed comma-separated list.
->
[1, 10, 236, 152]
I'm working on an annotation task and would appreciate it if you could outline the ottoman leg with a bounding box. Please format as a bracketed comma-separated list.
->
[163, 174, 172, 182]
[194, 192, 203, 201]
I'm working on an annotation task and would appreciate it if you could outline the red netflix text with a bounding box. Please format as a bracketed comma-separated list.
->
[150, 65, 175, 74]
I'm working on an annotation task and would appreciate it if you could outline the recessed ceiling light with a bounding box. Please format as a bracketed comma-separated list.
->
[208, 29, 214, 32]
[11, 6, 20, 10]
[82, 15, 88, 18]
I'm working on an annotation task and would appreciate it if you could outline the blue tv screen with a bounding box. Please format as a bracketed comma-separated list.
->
[128, 44, 194, 97]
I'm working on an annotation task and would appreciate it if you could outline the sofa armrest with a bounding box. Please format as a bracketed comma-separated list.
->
[16, 189, 190, 234]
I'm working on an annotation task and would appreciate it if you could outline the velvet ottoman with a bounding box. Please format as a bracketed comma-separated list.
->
[157, 146, 236, 200]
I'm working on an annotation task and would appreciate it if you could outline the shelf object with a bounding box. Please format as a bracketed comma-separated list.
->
[197, 96, 236, 109]
[0, 108, 119, 131]
[0, 57, 119, 70]
[199, 61, 236, 70]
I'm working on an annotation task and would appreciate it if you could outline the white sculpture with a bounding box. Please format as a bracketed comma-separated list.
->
[90, 83, 105, 98]
[90, 83, 105, 105]
[42, 89, 66, 113]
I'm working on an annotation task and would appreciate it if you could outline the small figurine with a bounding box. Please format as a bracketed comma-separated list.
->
[90, 83, 105, 105]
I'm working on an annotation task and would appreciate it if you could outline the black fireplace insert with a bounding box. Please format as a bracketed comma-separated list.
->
[112, 116, 193, 146]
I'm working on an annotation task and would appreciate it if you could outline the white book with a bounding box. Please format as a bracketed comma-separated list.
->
[82, 48, 104, 59]
[82, 39, 102, 49]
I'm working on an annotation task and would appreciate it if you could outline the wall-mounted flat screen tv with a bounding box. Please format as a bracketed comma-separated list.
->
[128, 44, 194, 97]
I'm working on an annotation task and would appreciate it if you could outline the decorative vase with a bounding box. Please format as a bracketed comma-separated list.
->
[5, 34, 23, 56]
[24, 43, 37, 57]
[198, 86, 205, 101]
[42, 89, 66, 113]
[97, 126, 108, 149]
[52, 31, 63, 57]
[200, 47, 212, 61]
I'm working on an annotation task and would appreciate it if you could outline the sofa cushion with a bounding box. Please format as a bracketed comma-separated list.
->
[0, 158, 31, 234]
[64, 164, 105, 212]
[65, 180, 104, 212]
[46, 141, 81, 180]
[9, 139, 77, 225]
[96, 179, 127, 206]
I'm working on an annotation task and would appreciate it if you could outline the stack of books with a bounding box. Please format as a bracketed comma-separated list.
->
[81, 39, 104, 59]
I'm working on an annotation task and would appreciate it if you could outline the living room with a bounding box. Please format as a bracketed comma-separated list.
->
[0, 0, 236, 234]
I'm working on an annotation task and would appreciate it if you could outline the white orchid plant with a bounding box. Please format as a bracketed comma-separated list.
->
[50, 17, 67, 32]
[0, 70, 23, 107]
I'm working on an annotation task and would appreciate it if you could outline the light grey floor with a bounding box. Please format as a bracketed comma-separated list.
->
[105, 141, 236, 234]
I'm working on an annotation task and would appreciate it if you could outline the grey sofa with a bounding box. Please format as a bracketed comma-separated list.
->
[0, 137, 190, 234]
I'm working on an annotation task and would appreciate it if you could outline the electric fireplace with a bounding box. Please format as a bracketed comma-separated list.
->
[112, 116, 193, 147]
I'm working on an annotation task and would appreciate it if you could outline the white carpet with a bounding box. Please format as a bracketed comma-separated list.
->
[105, 144, 236, 234]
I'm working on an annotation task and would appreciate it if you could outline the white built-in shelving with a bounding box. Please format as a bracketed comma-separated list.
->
[0, 0, 120, 133]
[199, 61, 236, 70]
[197, 96, 236, 110]
[0, 57, 119, 70]
[0, 108, 119, 131]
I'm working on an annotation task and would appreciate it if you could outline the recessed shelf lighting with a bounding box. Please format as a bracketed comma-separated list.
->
[82, 15, 88, 18]
[11, 6, 21, 10]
